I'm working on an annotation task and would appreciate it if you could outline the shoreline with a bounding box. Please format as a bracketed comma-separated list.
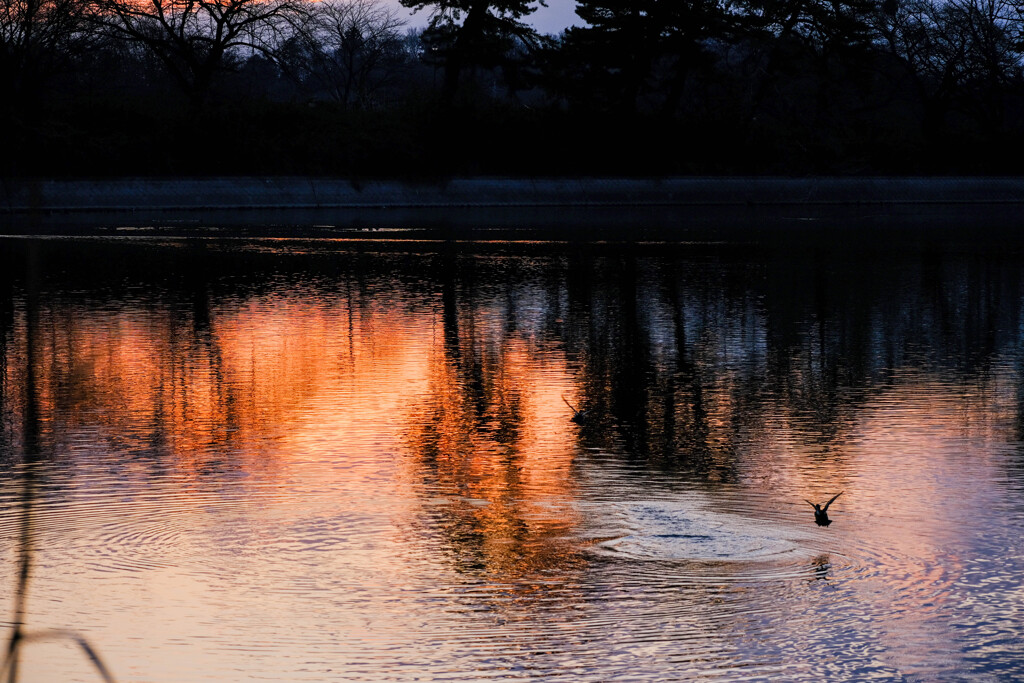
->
[3, 176, 1024, 239]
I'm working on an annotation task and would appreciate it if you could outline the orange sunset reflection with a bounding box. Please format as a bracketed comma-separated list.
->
[402, 297, 584, 579]
[4, 241, 1024, 682]
[4, 284, 587, 580]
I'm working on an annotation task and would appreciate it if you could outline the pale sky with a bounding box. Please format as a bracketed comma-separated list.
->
[392, 0, 584, 36]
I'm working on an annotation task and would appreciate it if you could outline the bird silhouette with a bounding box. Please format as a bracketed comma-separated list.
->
[805, 491, 843, 527]
[561, 396, 589, 424]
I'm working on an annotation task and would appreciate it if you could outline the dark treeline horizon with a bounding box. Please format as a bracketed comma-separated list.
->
[4, 0, 1024, 178]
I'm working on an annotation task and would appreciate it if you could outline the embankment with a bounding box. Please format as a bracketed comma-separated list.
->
[3, 176, 1023, 241]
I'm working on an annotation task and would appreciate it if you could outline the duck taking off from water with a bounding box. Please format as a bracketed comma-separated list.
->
[806, 491, 844, 527]
[561, 396, 589, 424]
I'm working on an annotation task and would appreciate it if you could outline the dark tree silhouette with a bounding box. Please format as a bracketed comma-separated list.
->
[4, 0, 1024, 175]
[399, 0, 542, 102]
[285, 0, 409, 107]
[0, 0, 97, 104]
[876, 0, 1021, 146]
[560, 1, 659, 113]
[737, 0, 879, 113]
[92, 0, 307, 107]
[559, 0, 731, 116]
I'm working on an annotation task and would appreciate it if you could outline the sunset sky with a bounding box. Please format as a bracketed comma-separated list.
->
[390, 0, 584, 35]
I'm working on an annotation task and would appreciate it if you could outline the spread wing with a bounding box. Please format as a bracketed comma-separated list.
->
[822, 491, 844, 511]
[561, 396, 579, 413]
[805, 500, 817, 509]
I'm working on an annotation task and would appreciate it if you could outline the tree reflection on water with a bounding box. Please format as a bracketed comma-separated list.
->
[0, 237, 1023, 680]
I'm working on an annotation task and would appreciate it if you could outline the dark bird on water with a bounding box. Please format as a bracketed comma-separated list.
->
[562, 396, 589, 424]
[806, 491, 844, 527]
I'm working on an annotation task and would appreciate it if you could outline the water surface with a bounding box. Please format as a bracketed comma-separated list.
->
[1, 237, 1023, 681]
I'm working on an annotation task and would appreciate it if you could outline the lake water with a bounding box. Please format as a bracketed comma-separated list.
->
[1, 235, 1023, 682]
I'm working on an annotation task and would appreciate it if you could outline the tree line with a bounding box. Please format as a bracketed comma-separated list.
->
[3, 0, 1024, 177]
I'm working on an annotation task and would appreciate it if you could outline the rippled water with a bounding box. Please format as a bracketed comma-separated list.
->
[1, 237, 1023, 681]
